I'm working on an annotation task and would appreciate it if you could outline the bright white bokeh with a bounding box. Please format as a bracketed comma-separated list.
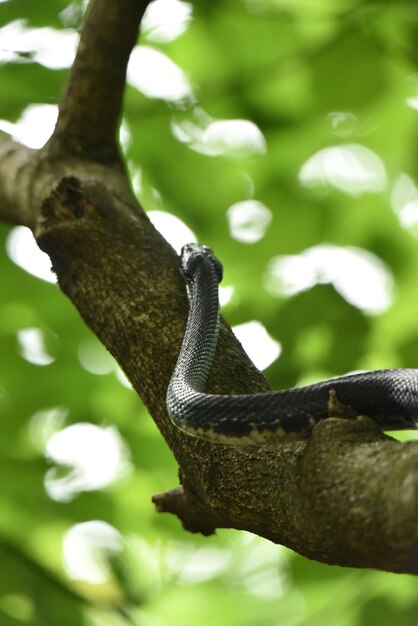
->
[119, 118, 132, 152]
[0, 104, 58, 149]
[391, 174, 418, 232]
[406, 75, 418, 110]
[44, 423, 132, 502]
[219, 285, 234, 307]
[142, 0, 192, 43]
[147, 210, 196, 253]
[200, 120, 266, 158]
[17, 328, 55, 366]
[232, 320, 281, 371]
[6, 226, 56, 283]
[299, 144, 387, 196]
[128, 45, 193, 103]
[406, 97, 418, 111]
[227, 200, 272, 244]
[0, 19, 77, 67]
[266, 244, 393, 314]
[171, 109, 266, 157]
[63, 521, 122, 583]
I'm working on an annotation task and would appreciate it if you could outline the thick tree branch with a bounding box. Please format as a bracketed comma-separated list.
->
[45, 0, 152, 162]
[33, 176, 418, 574]
[0, 0, 417, 575]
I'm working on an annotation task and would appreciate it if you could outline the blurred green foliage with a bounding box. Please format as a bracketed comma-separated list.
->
[0, 0, 418, 624]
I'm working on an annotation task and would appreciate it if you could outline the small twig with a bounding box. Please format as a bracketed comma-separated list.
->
[152, 487, 217, 536]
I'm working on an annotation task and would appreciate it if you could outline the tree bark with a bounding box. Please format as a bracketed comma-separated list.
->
[0, 0, 416, 574]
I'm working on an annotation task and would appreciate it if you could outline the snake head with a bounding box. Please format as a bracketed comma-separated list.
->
[180, 243, 223, 283]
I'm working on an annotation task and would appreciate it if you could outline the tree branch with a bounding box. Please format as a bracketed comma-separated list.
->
[33, 175, 418, 574]
[0, 134, 37, 227]
[0, 0, 152, 227]
[0, 0, 417, 575]
[154, 419, 418, 573]
[45, 0, 152, 162]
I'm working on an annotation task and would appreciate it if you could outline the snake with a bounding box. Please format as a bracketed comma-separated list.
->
[166, 243, 418, 445]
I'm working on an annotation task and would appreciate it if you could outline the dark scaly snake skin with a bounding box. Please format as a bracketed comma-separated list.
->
[166, 243, 418, 445]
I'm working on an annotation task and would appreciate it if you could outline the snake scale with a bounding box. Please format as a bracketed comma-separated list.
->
[166, 243, 418, 445]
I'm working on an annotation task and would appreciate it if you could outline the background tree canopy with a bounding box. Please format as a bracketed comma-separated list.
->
[0, 0, 417, 624]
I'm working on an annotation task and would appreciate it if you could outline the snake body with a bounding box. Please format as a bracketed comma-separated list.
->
[166, 243, 418, 444]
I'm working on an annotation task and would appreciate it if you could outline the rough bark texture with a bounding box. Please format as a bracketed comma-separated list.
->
[0, 0, 417, 575]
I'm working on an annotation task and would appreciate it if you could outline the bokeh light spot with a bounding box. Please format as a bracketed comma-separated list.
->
[0, 103, 58, 149]
[128, 45, 193, 103]
[17, 327, 55, 366]
[147, 210, 196, 253]
[45, 423, 132, 502]
[299, 144, 387, 196]
[0, 19, 77, 67]
[391, 174, 418, 233]
[232, 321, 281, 371]
[78, 340, 115, 375]
[63, 521, 122, 583]
[142, 0, 192, 43]
[6, 226, 56, 283]
[227, 200, 272, 244]
[172, 109, 266, 157]
[266, 245, 393, 314]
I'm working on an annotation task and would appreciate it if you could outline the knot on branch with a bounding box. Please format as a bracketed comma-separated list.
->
[40, 176, 92, 227]
[34, 175, 115, 288]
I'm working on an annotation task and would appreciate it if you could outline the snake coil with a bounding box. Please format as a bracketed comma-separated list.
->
[166, 243, 418, 445]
